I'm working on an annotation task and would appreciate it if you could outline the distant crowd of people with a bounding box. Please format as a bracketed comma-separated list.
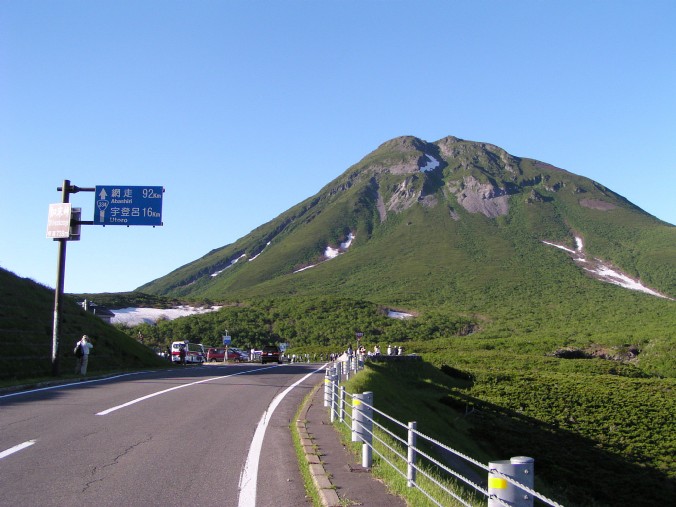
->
[323, 343, 405, 362]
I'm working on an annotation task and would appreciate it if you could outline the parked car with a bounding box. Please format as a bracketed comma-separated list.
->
[261, 345, 282, 364]
[230, 347, 250, 361]
[207, 347, 245, 362]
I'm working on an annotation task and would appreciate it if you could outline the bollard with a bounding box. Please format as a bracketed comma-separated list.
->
[351, 391, 373, 468]
[407, 421, 417, 487]
[488, 456, 535, 507]
[323, 369, 331, 407]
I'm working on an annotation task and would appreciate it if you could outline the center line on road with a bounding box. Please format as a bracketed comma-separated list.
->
[96, 366, 277, 415]
[0, 440, 36, 460]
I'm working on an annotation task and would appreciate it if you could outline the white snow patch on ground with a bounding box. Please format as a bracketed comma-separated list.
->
[542, 238, 671, 299]
[388, 310, 413, 319]
[111, 306, 221, 326]
[249, 241, 271, 262]
[212, 254, 247, 277]
[583, 266, 667, 298]
[542, 241, 576, 254]
[325, 246, 340, 259]
[420, 155, 440, 172]
[325, 233, 355, 259]
[296, 233, 355, 273]
[293, 264, 316, 274]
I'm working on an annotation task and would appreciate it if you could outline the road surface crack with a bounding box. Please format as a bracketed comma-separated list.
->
[83, 435, 153, 492]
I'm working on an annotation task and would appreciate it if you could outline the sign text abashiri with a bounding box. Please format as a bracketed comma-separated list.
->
[94, 186, 163, 226]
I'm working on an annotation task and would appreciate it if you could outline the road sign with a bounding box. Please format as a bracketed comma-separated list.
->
[94, 185, 163, 226]
[223, 335, 231, 345]
[46, 203, 72, 238]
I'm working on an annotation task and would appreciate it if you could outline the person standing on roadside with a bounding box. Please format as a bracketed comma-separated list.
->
[74, 334, 94, 375]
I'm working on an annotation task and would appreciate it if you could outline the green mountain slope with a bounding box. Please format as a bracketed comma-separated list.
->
[138, 135, 674, 304]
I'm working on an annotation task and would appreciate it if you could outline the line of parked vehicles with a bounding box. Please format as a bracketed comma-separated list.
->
[169, 341, 282, 364]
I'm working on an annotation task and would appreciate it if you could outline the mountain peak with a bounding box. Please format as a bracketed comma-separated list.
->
[137, 134, 674, 302]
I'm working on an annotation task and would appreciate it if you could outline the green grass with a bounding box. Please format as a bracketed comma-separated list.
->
[334, 361, 675, 507]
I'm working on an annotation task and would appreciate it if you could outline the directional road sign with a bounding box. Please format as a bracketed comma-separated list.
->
[94, 185, 163, 226]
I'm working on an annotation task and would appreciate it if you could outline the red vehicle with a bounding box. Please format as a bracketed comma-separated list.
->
[207, 347, 245, 362]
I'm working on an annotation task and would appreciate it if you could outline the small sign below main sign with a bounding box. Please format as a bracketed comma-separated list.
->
[94, 185, 164, 226]
[47, 203, 72, 238]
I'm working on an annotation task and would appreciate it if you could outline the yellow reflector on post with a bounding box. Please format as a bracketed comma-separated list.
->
[489, 477, 508, 489]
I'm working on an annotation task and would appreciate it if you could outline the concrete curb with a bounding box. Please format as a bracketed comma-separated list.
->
[296, 383, 341, 507]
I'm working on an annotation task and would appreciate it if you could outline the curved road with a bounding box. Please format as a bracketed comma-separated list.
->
[0, 363, 326, 507]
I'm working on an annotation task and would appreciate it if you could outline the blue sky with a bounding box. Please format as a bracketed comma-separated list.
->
[1, 0, 674, 294]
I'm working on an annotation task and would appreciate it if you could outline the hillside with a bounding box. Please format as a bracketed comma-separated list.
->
[0, 267, 166, 381]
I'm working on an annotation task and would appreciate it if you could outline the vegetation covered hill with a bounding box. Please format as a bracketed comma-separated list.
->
[0, 267, 166, 381]
[137, 135, 675, 303]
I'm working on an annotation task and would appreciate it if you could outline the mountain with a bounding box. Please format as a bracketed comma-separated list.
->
[138, 135, 675, 306]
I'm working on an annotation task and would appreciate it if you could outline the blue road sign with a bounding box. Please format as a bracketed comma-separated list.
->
[94, 185, 163, 226]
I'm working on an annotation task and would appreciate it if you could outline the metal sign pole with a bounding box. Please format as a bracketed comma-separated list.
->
[51, 180, 70, 376]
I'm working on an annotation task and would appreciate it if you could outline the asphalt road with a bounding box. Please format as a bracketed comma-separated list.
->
[0, 363, 326, 507]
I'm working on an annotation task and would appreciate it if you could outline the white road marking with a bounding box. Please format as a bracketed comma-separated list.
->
[96, 366, 277, 415]
[237, 366, 324, 507]
[0, 440, 36, 460]
[0, 372, 150, 400]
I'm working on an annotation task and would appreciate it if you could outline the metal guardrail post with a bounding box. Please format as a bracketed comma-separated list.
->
[330, 372, 339, 423]
[339, 385, 345, 423]
[407, 421, 417, 487]
[488, 456, 535, 507]
[351, 391, 373, 468]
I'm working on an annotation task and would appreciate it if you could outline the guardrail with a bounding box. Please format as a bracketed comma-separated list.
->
[324, 358, 565, 507]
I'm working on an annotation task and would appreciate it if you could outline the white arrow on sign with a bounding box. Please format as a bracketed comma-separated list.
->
[99, 188, 108, 200]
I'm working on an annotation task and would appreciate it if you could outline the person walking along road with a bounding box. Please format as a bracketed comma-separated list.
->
[74, 334, 93, 375]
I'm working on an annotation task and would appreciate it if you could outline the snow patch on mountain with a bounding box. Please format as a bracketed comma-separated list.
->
[294, 233, 355, 273]
[249, 241, 271, 261]
[211, 254, 247, 277]
[388, 310, 413, 319]
[542, 237, 671, 299]
[111, 305, 222, 325]
[325, 233, 355, 259]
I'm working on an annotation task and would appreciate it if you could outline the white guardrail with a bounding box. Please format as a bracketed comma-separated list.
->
[324, 357, 565, 507]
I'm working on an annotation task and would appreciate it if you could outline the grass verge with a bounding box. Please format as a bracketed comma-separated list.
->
[291, 386, 323, 507]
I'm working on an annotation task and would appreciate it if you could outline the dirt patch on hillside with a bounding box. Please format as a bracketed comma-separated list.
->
[548, 344, 640, 363]
[579, 198, 617, 211]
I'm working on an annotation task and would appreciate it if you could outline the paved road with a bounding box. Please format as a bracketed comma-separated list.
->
[0, 363, 325, 507]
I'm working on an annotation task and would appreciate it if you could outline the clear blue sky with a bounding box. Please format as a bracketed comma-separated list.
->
[2, 0, 674, 294]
